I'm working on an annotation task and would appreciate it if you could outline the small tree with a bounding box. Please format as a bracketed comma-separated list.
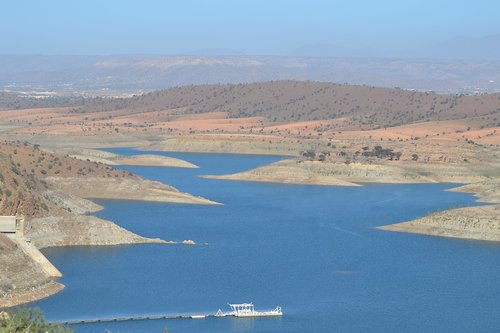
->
[0, 307, 73, 332]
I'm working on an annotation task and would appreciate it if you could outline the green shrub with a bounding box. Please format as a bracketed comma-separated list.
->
[0, 307, 72, 333]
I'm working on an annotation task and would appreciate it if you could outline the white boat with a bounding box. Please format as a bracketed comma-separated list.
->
[215, 303, 282, 318]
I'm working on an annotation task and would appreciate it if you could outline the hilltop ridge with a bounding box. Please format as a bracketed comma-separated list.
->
[1, 81, 498, 151]
[69, 81, 500, 129]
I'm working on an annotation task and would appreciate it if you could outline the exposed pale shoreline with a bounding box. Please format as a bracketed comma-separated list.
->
[0, 171, 217, 308]
[1, 145, 497, 309]
[61, 148, 200, 168]
[41, 150, 500, 245]
[44, 176, 219, 206]
[202, 161, 360, 187]
[202, 159, 498, 186]
[202, 158, 500, 242]
[377, 205, 500, 242]
[377, 180, 500, 242]
[71, 147, 498, 244]
[0, 281, 64, 309]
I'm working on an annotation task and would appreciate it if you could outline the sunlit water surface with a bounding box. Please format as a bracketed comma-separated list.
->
[33, 149, 500, 332]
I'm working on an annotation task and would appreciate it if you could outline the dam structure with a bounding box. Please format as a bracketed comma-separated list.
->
[0, 215, 62, 279]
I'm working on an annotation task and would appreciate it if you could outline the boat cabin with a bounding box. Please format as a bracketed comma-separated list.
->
[228, 303, 256, 316]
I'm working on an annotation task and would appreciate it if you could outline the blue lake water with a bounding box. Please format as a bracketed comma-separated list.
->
[34, 149, 500, 332]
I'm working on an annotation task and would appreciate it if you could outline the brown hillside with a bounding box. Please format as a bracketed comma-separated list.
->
[1, 82, 498, 146]
[67, 81, 500, 129]
[0, 140, 132, 217]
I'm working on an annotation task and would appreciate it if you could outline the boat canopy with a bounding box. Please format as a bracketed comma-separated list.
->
[228, 303, 255, 314]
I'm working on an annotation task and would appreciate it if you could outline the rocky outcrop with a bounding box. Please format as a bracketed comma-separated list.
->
[25, 215, 167, 249]
[378, 179, 500, 242]
[60, 148, 199, 168]
[204, 160, 359, 186]
[449, 180, 500, 204]
[45, 176, 219, 205]
[203, 159, 433, 186]
[378, 205, 500, 242]
[42, 190, 103, 215]
[113, 154, 198, 168]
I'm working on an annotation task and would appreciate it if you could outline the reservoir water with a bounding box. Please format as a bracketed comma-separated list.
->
[34, 149, 500, 332]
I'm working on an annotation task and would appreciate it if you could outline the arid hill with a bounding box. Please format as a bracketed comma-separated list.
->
[1, 81, 498, 157]
[0, 81, 496, 173]
[0, 140, 139, 217]
[69, 81, 500, 130]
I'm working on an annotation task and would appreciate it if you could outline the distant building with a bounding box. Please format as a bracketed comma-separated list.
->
[0, 216, 24, 236]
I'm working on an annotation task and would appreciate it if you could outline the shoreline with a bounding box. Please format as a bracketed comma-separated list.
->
[0, 79, 497, 316]
[377, 179, 500, 242]
[199, 157, 499, 242]
[377, 205, 500, 242]
[201, 174, 360, 187]
[201, 159, 485, 186]
[0, 281, 64, 309]
[0, 212, 201, 309]
[44, 176, 220, 206]
[56, 148, 201, 169]
[1, 148, 497, 309]
[0, 169, 218, 309]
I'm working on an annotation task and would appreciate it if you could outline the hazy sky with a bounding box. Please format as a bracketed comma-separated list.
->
[1, 0, 499, 55]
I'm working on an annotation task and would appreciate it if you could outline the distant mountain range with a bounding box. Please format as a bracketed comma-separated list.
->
[414, 34, 500, 60]
[291, 34, 500, 60]
[1, 54, 500, 95]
